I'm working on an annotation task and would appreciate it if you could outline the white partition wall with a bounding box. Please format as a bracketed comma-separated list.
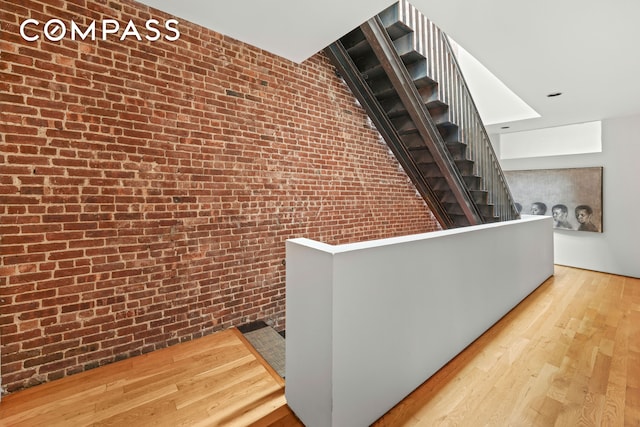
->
[286, 215, 554, 427]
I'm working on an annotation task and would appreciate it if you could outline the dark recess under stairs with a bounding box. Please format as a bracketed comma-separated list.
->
[325, 1, 519, 228]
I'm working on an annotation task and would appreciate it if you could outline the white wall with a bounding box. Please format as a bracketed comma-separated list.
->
[497, 114, 640, 278]
[500, 121, 601, 159]
[286, 216, 554, 426]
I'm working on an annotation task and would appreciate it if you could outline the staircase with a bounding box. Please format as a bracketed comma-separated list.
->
[325, 1, 519, 228]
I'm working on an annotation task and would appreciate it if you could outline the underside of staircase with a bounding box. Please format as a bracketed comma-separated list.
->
[326, 1, 519, 228]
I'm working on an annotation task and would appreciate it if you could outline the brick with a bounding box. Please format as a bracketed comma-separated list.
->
[0, 93, 24, 104]
[0, 0, 440, 394]
[17, 308, 58, 321]
[5, 253, 47, 267]
[15, 289, 56, 303]
[23, 352, 64, 369]
[0, 244, 25, 257]
[27, 242, 67, 253]
[0, 195, 41, 205]
[52, 266, 91, 278]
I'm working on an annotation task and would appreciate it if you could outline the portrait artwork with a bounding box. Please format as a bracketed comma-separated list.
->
[504, 167, 603, 233]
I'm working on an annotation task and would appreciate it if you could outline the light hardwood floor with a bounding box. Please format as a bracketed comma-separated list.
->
[375, 265, 640, 426]
[0, 266, 637, 426]
[0, 328, 300, 426]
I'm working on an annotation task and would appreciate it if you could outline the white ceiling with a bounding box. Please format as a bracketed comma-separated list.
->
[139, 0, 640, 134]
[137, 0, 395, 63]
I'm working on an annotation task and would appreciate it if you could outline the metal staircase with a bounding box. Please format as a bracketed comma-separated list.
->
[325, 1, 519, 228]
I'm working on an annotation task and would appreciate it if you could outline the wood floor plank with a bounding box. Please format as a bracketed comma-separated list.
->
[0, 328, 296, 426]
[603, 380, 626, 427]
[626, 386, 640, 425]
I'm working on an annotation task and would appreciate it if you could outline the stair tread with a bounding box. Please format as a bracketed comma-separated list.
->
[378, 4, 413, 40]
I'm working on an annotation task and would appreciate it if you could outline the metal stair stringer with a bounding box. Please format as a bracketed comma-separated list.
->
[360, 16, 485, 227]
[326, 14, 485, 228]
[325, 40, 455, 228]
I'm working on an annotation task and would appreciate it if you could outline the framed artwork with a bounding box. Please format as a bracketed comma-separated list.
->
[504, 167, 603, 233]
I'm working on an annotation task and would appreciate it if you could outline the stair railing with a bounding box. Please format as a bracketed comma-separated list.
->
[325, 40, 456, 228]
[394, 0, 520, 221]
[359, 17, 484, 226]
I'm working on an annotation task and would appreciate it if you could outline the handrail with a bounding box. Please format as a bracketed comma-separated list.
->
[394, 0, 520, 220]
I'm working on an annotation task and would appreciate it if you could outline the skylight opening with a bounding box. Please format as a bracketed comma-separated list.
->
[450, 40, 540, 126]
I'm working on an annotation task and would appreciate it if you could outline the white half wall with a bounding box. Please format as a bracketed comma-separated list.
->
[285, 216, 554, 426]
[497, 114, 640, 278]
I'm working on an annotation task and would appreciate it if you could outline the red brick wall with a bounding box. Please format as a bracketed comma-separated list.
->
[0, 0, 440, 393]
